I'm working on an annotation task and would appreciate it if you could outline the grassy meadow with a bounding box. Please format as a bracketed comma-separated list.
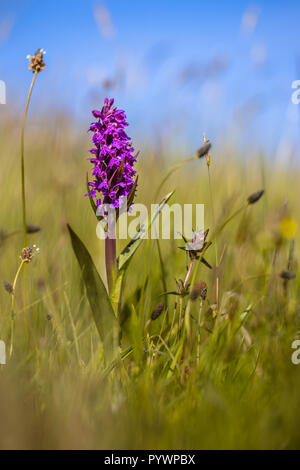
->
[0, 109, 300, 450]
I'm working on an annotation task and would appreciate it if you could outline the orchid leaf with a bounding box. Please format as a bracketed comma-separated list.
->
[127, 176, 139, 211]
[67, 224, 118, 364]
[110, 269, 125, 316]
[117, 191, 174, 271]
[86, 173, 103, 221]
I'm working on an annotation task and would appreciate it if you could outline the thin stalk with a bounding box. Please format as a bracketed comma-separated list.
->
[211, 204, 247, 240]
[284, 239, 295, 295]
[207, 164, 219, 306]
[196, 300, 203, 366]
[64, 291, 81, 366]
[21, 71, 38, 247]
[204, 134, 219, 307]
[155, 155, 197, 202]
[105, 237, 116, 294]
[156, 238, 168, 315]
[178, 258, 194, 334]
[9, 259, 26, 358]
[168, 301, 178, 340]
[184, 258, 194, 289]
[190, 203, 248, 290]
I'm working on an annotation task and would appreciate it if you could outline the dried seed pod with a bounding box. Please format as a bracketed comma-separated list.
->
[151, 302, 165, 320]
[247, 190, 264, 205]
[3, 281, 13, 294]
[190, 281, 207, 301]
[27, 49, 46, 73]
[280, 270, 296, 280]
[26, 224, 41, 234]
[20, 247, 34, 263]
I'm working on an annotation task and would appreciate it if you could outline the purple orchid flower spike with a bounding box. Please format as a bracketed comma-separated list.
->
[86, 98, 138, 292]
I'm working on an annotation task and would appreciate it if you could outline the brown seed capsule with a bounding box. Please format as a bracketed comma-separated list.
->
[27, 49, 46, 73]
[247, 190, 264, 205]
[280, 270, 296, 280]
[190, 281, 207, 301]
[3, 281, 13, 294]
[151, 302, 165, 321]
[26, 224, 41, 234]
[197, 142, 211, 159]
[20, 247, 34, 263]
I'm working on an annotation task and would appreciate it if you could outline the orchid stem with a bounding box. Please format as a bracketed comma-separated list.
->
[105, 237, 116, 294]
[184, 258, 194, 289]
[9, 259, 26, 358]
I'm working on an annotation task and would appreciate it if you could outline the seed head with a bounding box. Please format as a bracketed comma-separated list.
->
[280, 270, 296, 280]
[27, 49, 46, 73]
[151, 302, 165, 321]
[203, 134, 211, 165]
[247, 190, 264, 205]
[197, 142, 211, 159]
[175, 279, 190, 297]
[26, 224, 41, 234]
[20, 245, 40, 262]
[20, 247, 34, 262]
[190, 281, 208, 301]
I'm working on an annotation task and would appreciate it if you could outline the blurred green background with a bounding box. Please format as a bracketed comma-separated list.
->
[0, 0, 300, 450]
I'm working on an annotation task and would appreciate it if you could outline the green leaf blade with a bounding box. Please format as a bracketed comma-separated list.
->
[67, 224, 118, 364]
[117, 191, 175, 271]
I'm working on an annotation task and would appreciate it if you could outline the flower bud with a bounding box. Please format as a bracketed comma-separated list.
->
[151, 302, 165, 321]
[247, 190, 264, 205]
[190, 281, 207, 301]
[26, 224, 41, 234]
[3, 281, 13, 294]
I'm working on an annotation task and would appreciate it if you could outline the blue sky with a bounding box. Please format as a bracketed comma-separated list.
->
[1, 0, 300, 158]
